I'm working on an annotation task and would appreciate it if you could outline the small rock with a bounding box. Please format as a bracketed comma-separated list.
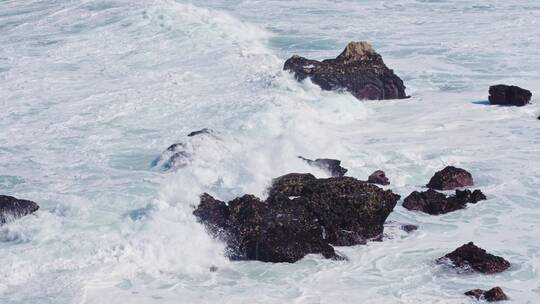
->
[401, 224, 418, 233]
[489, 85, 532, 106]
[438, 242, 510, 274]
[367, 170, 390, 185]
[403, 189, 486, 215]
[426, 166, 474, 190]
[465, 287, 508, 302]
[284, 41, 408, 100]
[0, 195, 40, 224]
[298, 156, 348, 177]
[187, 128, 213, 137]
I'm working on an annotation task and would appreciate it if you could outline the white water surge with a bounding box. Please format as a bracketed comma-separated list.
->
[0, 0, 539, 303]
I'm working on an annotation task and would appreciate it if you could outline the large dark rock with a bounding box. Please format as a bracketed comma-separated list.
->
[426, 166, 474, 190]
[438, 242, 510, 274]
[298, 156, 348, 177]
[0, 195, 40, 224]
[465, 287, 508, 302]
[368, 170, 390, 185]
[403, 189, 486, 215]
[489, 85, 532, 106]
[284, 41, 407, 100]
[193, 173, 400, 263]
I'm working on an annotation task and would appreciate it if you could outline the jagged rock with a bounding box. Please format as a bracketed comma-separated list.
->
[284, 41, 407, 100]
[193, 173, 400, 263]
[426, 166, 474, 190]
[401, 224, 418, 233]
[489, 85, 532, 106]
[0, 195, 40, 224]
[298, 156, 348, 177]
[403, 189, 486, 215]
[465, 287, 508, 302]
[188, 128, 213, 137]
[438, 242, 510, 274]
[368, 170, 390, 185]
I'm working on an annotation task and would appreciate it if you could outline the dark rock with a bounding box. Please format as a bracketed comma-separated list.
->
[368, 170, 390, 185]
[403, 189, 486, 215]
[465, 287, 508, 302]
[426, 166, 474, 190]
[187, 128, 213, 137]
[401, 224, 418, 233]
[438, 242, 510, 274]
[193, 174, 400, 263]
[489, 85, 532, 106]
[284, 41, 407, 100]
[298, 156, 348, 177]
[0, 195, 40, 224]
[537, 115, 540, 120]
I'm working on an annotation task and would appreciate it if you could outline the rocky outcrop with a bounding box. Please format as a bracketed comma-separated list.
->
[193, 173, 400, 263]
[284, 41, 407, 100]
[426, 166, 474, 190]
[0, 195, 40, 224]
[368, 170, 390, 185]
[298, 156, 348, 177]
[438, 242, 510, 274]
[489, 85, 532, 106]
[403, 189, 486, 215]
[465, 287, 508, 302]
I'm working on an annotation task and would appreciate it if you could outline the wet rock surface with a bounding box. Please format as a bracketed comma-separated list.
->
[284, 41, 407, 100]
[489, 84, 532, 106]
[298, 156, 348, 177]
[0, 195, 40, 224]
[426, 166, 474, 190]
[367, 170, 390, 185]
[403, 189, 486, 215]
[194, 173, 400, 263]
[465, 287, 508, 302]
[438, 242, 510, 274]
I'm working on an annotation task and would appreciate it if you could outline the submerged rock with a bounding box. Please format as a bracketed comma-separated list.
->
[187, 128, 213, 137]
[298, 156, 348, 177]
[368, 170, 390, 185]
[194, 173, 400, 263]
[401, 224, 418, 233]
[284, 41, 407, 100]
[403, 189, 486, 215]
[426, 166, 474, 190]
[438, 242, 510, 274]
[489, 85, 532, 106]
[465, 287, 508, 302]
[0, 195, 40, 224]
[152, 128, 219, 170]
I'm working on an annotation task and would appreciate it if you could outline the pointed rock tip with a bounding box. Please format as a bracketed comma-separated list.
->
[342, 41, 375, 58]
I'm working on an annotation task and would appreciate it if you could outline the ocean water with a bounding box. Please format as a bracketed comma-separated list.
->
[1, 0, 539, 303]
